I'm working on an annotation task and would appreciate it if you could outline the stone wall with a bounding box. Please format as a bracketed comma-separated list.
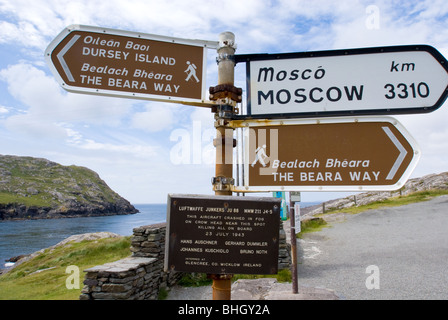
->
[80, 220, 291, 300]
[278, 221, 291, 270]
[80, 223, 181, 300]
[79, 256, 161, 300]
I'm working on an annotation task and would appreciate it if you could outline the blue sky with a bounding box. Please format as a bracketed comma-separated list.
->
[1, 0, 448, 204]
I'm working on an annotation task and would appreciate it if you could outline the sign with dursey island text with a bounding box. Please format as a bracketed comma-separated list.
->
[46, 25, 218, 105]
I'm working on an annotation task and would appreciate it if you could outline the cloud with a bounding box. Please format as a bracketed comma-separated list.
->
[0, 0, 342, 54]
[131, 103, 175, 132]
[0, 62, 134, 137]
[79, 139, 159, 159]
[397, 102, 448, 177]
[0, 105, 9, 114]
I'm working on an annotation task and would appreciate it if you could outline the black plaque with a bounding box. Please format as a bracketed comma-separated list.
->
[164, 194, 281, 275]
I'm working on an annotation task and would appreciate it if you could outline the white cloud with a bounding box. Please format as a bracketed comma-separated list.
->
[79, 139, 158, 159]
[131, 103, 175, 132]
[0, 105, 8, 114]
[0, 62, 134, 135]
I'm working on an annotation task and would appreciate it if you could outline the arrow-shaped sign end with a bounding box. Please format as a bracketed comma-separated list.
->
[56, 34, 81, 83]
[382, 126, 408, 180]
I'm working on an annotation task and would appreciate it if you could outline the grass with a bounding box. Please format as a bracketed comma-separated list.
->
[320, 189, 448, 216]
[294, 190, 448, 240]
[297, 217, 328, 238]
[0, 156, 120, 210]
[0, 236, 131, 300]
[233, 269, 291, 283]
[177, 273, 212, 287]
[0, 191, 53, 208]
[177, 269, 292, 289]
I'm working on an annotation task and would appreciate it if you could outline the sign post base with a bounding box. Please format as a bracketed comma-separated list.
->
[209, 274, 233, 300]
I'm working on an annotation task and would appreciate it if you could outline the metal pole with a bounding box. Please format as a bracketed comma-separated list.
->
[210, 31, 237, 300]
[289, 194, 298, 294]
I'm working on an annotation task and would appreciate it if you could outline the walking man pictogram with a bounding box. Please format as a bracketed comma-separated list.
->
[185, 61, 200, 82]
[251, 145, 268, 167]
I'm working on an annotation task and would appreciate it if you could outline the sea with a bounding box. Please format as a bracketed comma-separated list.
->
[0, 202, 320, 269]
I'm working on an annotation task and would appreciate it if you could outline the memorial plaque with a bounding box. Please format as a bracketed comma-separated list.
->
[165, 194, 281, 275]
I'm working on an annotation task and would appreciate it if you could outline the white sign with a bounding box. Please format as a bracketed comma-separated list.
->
[290, 191, 301, 202]
[294, 203, 301, 234]
[239, 45, 448, 118]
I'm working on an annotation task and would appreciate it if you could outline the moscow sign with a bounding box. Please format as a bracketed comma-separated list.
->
[45, 25, 218, 105]
[231, 117, 420, 192]
[235, 45, 448, 119]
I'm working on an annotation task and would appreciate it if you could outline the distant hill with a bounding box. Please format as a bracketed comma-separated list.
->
[0, 155, 138, 220]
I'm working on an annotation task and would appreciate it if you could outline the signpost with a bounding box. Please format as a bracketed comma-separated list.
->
[165, 194, 281, 275]
[45, 25, 218, 105]
[231, 116, 420, 192]
[46, 25, 448, 300]
[235, 45, 448, 119]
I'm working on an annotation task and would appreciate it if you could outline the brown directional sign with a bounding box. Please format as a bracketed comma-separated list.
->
[232, 117, 420, 192]
[45, 25, 217, 105]
[165, 194, 281, 275]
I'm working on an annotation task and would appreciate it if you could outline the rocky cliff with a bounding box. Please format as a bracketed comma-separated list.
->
[0, 155, 138, 220]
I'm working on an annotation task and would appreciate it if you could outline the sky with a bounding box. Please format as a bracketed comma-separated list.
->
[0, 0, 448, 204]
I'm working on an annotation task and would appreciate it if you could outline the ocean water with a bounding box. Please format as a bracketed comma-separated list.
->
[0, 201, 320, 268]
[0, 204, 166, 268]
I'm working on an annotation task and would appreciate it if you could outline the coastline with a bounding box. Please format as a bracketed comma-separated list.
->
[1, 232, 123, 275]
[3, 170, 447, 275]
[0, 210, 138, 221]
[0, 203, 167, 272]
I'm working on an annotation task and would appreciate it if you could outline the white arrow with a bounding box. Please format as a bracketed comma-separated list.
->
[56, 34, 81, 82]
[382, 126, 408, 180]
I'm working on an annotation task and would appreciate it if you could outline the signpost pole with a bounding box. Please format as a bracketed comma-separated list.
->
[289, 193, 298, 294]
[210, 31, 238, 300]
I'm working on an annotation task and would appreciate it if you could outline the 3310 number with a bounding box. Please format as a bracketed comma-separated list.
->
[384, 82, 430, 99]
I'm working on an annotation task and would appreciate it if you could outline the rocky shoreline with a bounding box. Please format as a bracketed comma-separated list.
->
[0, 202, 138, 221]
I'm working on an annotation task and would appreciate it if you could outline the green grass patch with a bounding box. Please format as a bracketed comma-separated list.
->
[294, 190, 448, 239]
[0, 236, 131, 300]
[233, 269, 291, 283]
[297, 217, 328, 238]
[301, 217, 328, 233]
[177, 273, 213, 287]
[177, 269, 292, 289]
[0, 191, 54, 208]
